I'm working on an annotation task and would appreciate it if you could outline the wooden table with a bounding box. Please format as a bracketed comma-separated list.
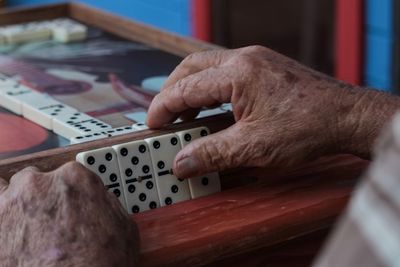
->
[0, 3, 369, 266]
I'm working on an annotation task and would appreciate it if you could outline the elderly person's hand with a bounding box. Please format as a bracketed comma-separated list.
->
[0, 162, 139, 267]
[147, 45, 400, 178]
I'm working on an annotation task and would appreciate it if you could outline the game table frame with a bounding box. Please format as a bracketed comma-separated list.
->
[0, 3, 368, 266]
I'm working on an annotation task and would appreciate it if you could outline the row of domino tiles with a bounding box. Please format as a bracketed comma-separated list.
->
[70, 103, 234, 144]
[0, 18, 87, 45]
[0, 71, 234, 145]
[76, 126, 221, 214]
[0, 74, 145, 142]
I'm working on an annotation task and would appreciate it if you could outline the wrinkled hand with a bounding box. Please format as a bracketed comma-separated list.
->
[147, 45, 369, 178]
[0, 162, 139, 267]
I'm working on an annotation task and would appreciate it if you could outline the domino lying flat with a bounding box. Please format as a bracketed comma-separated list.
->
[70, 126, 139, 144]
[49, 18, 88, 43]
[0, 18, 87, 46]
[52, 111, 111, 139]
[0, 22, 51, 44]
[0, 76, 114, 140]
[0, 83, 32, 115]
[76, 126, 221, 214]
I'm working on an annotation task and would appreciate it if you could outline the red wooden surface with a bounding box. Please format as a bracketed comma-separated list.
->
[134, 155, 368, 266]
[207, 229, 330, 267]
[335, 0, 364, 85]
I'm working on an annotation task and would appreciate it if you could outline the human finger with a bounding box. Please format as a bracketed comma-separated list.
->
[173, 123, 255, 178]
[147, 66, 234, 128]
[162, 49, 233, 89]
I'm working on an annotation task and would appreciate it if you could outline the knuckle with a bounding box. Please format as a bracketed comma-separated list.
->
[176, 78, 195, 104]
[63, 161, 84, 170]
[182, 51, 200, 65]
[18, 166, 40, 183]
[175, 78, 187, 93]
[60, 161, 99, 185]
[243, 45, 268, 54]
[238, 54, 258, 67]
[21, 166, 40, 173]
[20, 170, 38, 186]
[10, 167, 43, 195]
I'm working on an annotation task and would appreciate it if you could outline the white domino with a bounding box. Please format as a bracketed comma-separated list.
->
[52, 112, 111, 139]
[70, 131, 107, 144]
[21, 94, 65, 130]
[0, 76, 18, 88]
[70, 126, 138, 144]
[102, 126, 138, 137]
[0, 84, 33, 115]
[113, 140, 160, 213]
[175, 127, 221, 198]
[50, 18, 87, 43]
[132, 123, 149, 131]
[145, 133, 191, 206]
[1, 22, 51, 44]
[76, 147, 126, 209]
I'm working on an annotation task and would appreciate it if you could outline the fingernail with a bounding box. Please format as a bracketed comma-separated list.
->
[176, 156, 199, 177]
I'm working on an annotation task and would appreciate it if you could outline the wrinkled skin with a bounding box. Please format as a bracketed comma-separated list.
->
[2, 45, 400, 266]
[0, 162, 139, 267]
[147, 45, 400, 178]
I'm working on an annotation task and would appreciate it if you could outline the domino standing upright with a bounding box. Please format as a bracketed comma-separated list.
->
[76, 147, 127, 209]
[113, 140, 160, 213]
[175, 127, 221, 198]
[145, 133, 191, 206]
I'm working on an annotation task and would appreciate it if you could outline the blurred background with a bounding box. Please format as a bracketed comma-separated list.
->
[1, 0, 396, 93]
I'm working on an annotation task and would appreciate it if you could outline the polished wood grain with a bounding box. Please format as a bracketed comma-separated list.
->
[207, 229, 330, 267]
[0, 2, 220, 58]
[134, 155, 368, 266]
[69, 2, 221, 57]
[0, 3, 68, 25]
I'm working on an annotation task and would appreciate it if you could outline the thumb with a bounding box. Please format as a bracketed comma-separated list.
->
[173, 123, 251, 178]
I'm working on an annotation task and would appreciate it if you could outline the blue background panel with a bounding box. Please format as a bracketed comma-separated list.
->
[365, 32, 393, 91]
[365, 75, 392, 91]
[8, 0, 192, 36]
[366, 0, 393, 36]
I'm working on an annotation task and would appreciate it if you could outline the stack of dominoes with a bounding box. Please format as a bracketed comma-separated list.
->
[0, 74, 142, 142]
[76, 126, 221, 214]
[0, 18, 87, 45]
